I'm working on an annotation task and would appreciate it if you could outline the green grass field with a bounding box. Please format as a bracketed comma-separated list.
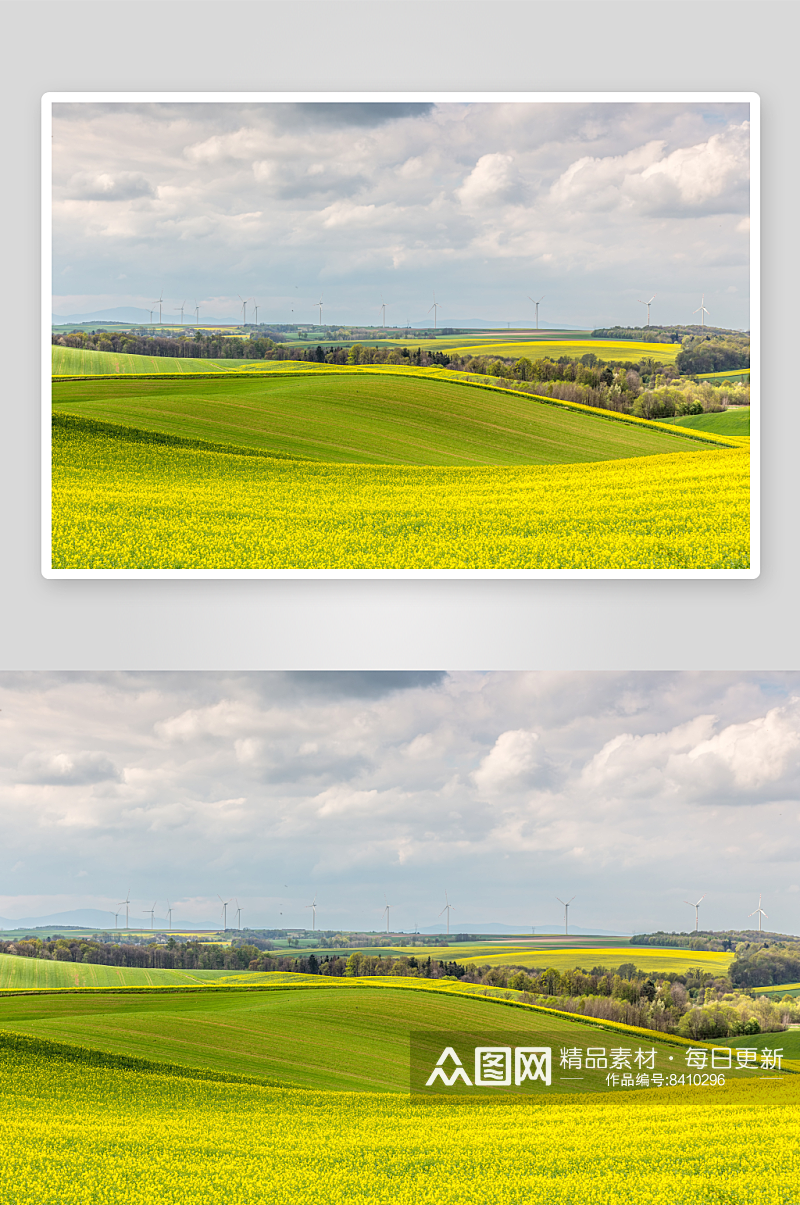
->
[708, 1028, 800, 1060]
[0, 980, 759, 1094]
[0, 953, 234, 988]
[52, 372, 708, 467]
[662, 409, 750, 436]
[51, 346, 260, 375]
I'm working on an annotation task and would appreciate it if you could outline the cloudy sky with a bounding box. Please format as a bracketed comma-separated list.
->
[0, 671, 796, 934]
[51, 98, 751, 330]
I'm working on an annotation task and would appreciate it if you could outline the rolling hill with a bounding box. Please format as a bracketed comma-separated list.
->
[0, 978, 756, 1094]
[662, 409, 750, 436]
[0, 953, 234, 989]
[52, 371, 718, 467]
[52, 345, 280, 375]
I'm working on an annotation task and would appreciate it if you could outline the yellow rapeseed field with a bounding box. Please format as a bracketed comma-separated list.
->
[52, 424, 749, 570]
[0, 1040, 796, 1204]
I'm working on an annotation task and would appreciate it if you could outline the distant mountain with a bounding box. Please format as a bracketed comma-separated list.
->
[407, 321, 585, 332]
[0, 908, 193, 931]
[419, 922, 632, 936]
[1, 908, 120, 930]
[53, 307, 155, 325]
[52, 309, 585, 333]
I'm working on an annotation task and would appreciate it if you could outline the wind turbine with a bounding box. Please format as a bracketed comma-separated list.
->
[439, 890, 454, 936]
[118, 889, 131, 930]
[178, 300, 187, 325]
[238, 295, 253, 326]
[154, 290, 163, 325]
[114, 911, 120, 929]
[379, 296, 387, 329]
[314, 298, 324, 326]
[749, 894, 768, 933]
[685, 894, 706, 932]
[252, 302, 259, 326]
[383, 896, 394, 935]
[305, 896, 317, 931]
[234, 899, 242, 930]
[556, 896, 575, 936]
[218, 895, 232, 930]
[638, 294, 656, 325]
[148, 308, 155, 325]
[194, 301, 200, 325]
[428, 293, 441, 330]
[165, 901, 173, 930]
[143, 903, 156, 929]
[528, 295, 544, 330]
[693, 295, 710, 327]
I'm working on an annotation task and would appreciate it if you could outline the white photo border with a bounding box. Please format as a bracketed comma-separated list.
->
[42, 91, 759, 580]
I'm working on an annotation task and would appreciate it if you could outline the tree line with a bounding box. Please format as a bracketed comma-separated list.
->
[463, 960, 798, 1040]
[729, 941, 800, 988]
[0, 936, 259, 971]
[53, 331, 288, 359]
[247, 951, 469, 978]
[632, 930, 792, 952]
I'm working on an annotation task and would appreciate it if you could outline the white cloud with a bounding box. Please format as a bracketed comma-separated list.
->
[17, 750, 121, 786]
[633, 123, 749, 210]
[473, 729, 541, 794]
[1, 671, 795, 934]
[550, 123, 749, 218]
[685, 701, 800, 791]
[456, 153, 524, 208]
[51, 101, 752, 329]
[314, 785, 380, 817]
[67, 170, 154, 202]
[582, 700, 800, 800]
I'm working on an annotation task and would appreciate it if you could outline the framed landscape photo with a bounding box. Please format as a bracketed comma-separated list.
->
[42, 91, 758, 578]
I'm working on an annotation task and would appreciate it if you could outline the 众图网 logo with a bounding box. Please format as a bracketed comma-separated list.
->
[410, 1034, 782, 1096]
[425, 1046, 552, 1088]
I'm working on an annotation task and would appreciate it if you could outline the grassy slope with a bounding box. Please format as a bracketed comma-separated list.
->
[51, 346, 258, 375]
[707, 1029, 800, 1060]
[52, 372, 709, 467]
[0, 953, 234, 988]
[0, 980, 748, 1094]
[52, 345, 346, 377]
[662, 409, 750, 436]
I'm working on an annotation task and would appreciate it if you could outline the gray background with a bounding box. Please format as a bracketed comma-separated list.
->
[2, 0, 794, 671]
